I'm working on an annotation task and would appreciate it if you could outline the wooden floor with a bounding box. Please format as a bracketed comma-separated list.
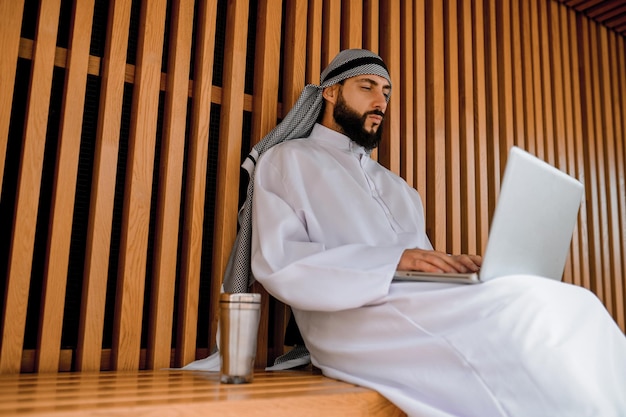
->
[0, 369, 405, 416]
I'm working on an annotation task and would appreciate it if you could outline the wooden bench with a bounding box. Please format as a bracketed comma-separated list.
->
[0, 369, 405, 417]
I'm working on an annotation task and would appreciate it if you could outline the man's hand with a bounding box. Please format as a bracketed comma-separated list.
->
[398, 248, 482, 274]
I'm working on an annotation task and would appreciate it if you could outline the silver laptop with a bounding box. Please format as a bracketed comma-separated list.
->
[394, 146, 584, 284]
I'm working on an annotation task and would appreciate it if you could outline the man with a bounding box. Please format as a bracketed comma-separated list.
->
[247, 50, 626, 416]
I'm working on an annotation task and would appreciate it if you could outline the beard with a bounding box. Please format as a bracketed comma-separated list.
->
[333, 92, 384, 151]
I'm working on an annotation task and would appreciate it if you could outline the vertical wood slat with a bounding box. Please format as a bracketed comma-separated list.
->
[211, 0, 250, 355]
[0, 0, 62, 374]
[472, 0, 490, 253]
[510, 0, 525, 150]
[588, 21, 612, 310]
[520, 0, 536, 155]
[0, 0, 25, 194]
[37, 0, 96, 372]
[341, 0, 363, 50]
[251, 0, 282, 146]
[413, 1, 427, 216]
[606, 32, 626, 328]
[362, 0, 380, 162]
[444, 0, 461, 255]
[496, 0, 513, 173]
[251, 0, 283, 369]
[599, 27, 624, 327]
[363, 0, 380, 54]
[305, 0, 323, 84]
[538, 0, 556, 166]
[578, 17, 605, 302]
[459, 0, 477, 255]
[77, 0, 133, 372]
[147, 0, 195, 370]
[400, 0, 414, 188]
[177, 0, 218, 368]
[282, 0, 308, 114]
[112, 0, 168, 371]
[566, 6, 592, 290]
[548, 0, 572, 281]
[425, 0, 446, 250]
[321, 0, 341, 68]
[613, 33, 626, 329]
[484, 0, 500, 216]
[557, 3, 582, 286]
[379, 1, 401, 175]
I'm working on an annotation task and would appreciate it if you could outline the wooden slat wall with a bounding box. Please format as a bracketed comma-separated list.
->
[0, 0, 624, 374]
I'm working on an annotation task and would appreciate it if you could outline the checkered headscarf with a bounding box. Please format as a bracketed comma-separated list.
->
[223, 49, 392, 292]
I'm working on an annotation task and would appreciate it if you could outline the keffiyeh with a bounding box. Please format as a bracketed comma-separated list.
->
[223, 49, 392, 293]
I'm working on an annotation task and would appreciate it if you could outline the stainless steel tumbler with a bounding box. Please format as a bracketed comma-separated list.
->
[219, 293, 262, 384]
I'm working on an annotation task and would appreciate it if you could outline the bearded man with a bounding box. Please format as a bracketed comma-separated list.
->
[229, 49, 626, 416]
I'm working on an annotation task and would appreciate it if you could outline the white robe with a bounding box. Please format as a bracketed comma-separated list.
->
[251, 124, 626, 417]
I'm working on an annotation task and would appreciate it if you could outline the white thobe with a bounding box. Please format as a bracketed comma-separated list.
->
[251, 124, 626, 417]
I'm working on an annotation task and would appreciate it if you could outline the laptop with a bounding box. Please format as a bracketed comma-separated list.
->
[394, 146, 584, 284]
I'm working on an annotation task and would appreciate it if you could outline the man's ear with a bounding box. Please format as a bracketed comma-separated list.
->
[322, 84, 340, 105]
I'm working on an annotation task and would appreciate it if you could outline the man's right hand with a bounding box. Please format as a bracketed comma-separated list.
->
[397, 248, 482, 274]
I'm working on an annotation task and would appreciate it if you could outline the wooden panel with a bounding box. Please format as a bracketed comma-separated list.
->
[77, 0, 133, 372]
[147, 0, 195, 370]
[37, 0, 95, 372]
[0, 0, 61, 374]
[0, 0, 25, 193]
[211, 0, 250, 354]
[177, 0, 219, 368]
[2, 0, 626, 374]
[111, 0, 168, 371]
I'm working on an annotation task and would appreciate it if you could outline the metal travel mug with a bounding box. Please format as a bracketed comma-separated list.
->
[219, 293, 262, 384]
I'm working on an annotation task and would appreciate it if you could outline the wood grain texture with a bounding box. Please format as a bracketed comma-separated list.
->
[2, 0, 625, 376]
[0, 370, 405, 417]
[0, 0, 62, 374]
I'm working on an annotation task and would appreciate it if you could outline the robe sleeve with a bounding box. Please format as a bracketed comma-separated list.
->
[250, 157, 407, 312]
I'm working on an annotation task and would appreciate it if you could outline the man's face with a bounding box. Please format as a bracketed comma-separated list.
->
[331, 74, 390, 150]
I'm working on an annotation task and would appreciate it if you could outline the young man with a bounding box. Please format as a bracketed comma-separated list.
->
[245, 49, 626, 416]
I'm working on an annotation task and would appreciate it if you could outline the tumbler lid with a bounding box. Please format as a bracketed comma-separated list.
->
[220, 293, 261, 304]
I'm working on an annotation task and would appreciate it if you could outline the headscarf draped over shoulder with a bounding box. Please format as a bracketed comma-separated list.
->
[224, 49, 392, 292]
